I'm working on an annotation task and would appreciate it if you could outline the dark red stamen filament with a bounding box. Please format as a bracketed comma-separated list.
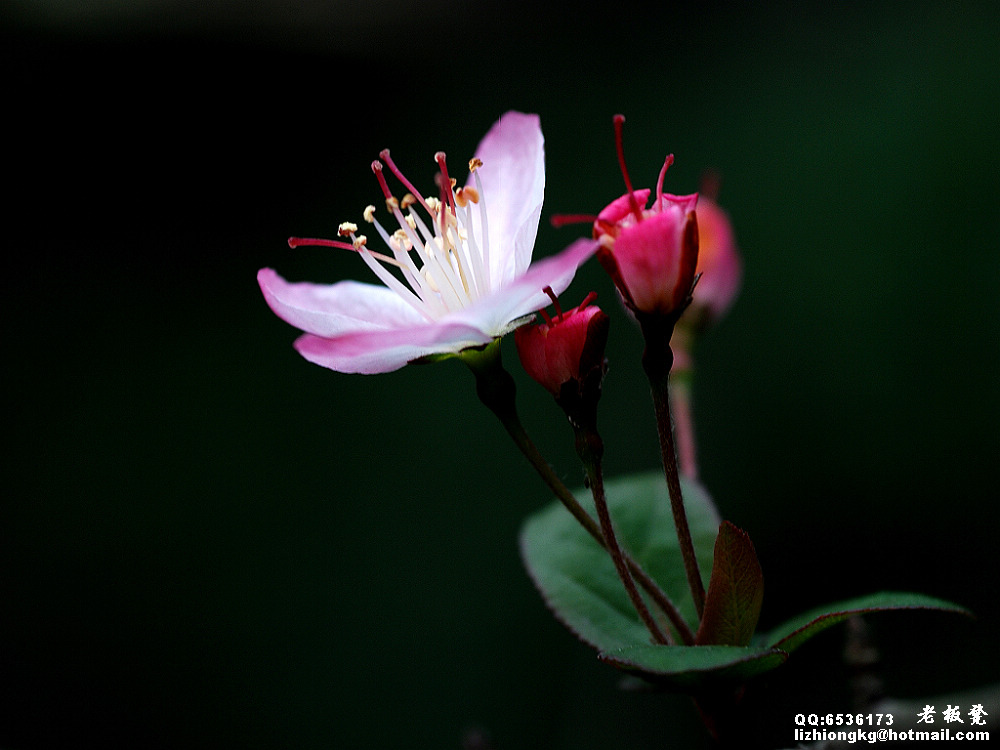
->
[371, 161, 393, 201]
[379, 149, 430, 212]
[655, 154, 675, 204]
[613, 114, 644, 223]
[288, 237, 357, 251]
[542, 286, 565, 322]
[550, 213, 598, 228]
[576, 291, 598, 313]
[435, 152, 458, 217]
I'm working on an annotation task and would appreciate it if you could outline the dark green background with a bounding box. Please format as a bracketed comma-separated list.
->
[4, 1, 998, 747]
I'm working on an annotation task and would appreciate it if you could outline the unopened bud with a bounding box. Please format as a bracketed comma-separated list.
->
[515, 294, 610, 397]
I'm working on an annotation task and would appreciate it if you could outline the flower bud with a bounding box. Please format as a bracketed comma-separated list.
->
[594, 191, 699, 318]
[686, 196, 742, 327]
[589, 116, 699, 320]
[515, 293, 610, 396]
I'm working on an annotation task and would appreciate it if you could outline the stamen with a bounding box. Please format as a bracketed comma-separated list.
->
[435, 152, 459, 217]
[655, 154, 675, 205]
[363, 205, 376, 223]
[543, 286, 564, 320]
[400, 193, 418, 210]
[550, 213, 598, 228]
[472, 169, 491, 290]
[370, 216, 445, 316]
[379, 149, 432, 214]
[288, 236, 356, 251]
[577, 291, 598, 312]
[613, 114, 644, 223]
[469, 157, 483, 173]
[287, 235, 400, 268]
[338, 222, 358, 237]
[371, 160, 393, 200]
[431, 160, 474, 297]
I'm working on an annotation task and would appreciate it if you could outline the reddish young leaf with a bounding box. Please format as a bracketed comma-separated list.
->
[696, 521, 764, 646]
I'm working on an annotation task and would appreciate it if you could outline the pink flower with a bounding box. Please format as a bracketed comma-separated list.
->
[592, 116, 699, 319]
[515, 292, 609, 396]
[688, 195, 742, 325]
[258, 112, 597, 374]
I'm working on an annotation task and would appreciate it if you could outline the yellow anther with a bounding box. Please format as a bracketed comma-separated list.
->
[404, 215, 416, 229]
[385, 196, 400, 212]
[456, 186, 479, 207]
[426, 197, 442, 213]
[363, 205, 376, 223]
[468, 157, 483, 173]
[338, 222, 358, 237]
[401, 193, 417, 210]
[352, 235, 368, 249]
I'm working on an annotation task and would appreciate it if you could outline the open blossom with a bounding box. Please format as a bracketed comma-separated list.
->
[591, 115, 699, 319]
[258, 111, 597, 374]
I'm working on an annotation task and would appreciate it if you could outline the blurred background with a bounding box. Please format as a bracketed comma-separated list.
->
[3, 1, 998, 747]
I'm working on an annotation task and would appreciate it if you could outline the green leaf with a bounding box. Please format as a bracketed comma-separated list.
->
[696, 522, 764, 647]
[520, 470, 720, 652]
[600, 645, 787, 689]
[763, 592, 972, 654]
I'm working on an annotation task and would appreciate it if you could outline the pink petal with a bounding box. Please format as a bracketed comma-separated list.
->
[469, 111, 545, 286]
[451, 238, 599, 335]
[293, 319, 493, 374]
[612, 211, 688, 313]
[258, 268, 425, 338]
[596, 189, 652, 225]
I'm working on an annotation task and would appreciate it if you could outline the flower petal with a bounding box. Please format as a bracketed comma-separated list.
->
[450, 238, 599, 336]
[470, 111, 545, 287]
[293, 319, 494, 374]
[612, 208, 692, 313]
[596, 188, 651, 225]
[258, 268, 425, 338]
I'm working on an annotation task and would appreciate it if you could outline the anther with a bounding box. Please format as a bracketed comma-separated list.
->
[401, 193, 417, 210]
[352, 235, 367, 249]
[338, 222, 358, 237]
[363, 205, 376, 223]
[468, 157, 483, 173]
[456, 186, 479, 207]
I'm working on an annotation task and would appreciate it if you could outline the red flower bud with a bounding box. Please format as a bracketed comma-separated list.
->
[515, 293, 610, 396]
[595, 191, 699, 316]
[591, 116, 699, 319]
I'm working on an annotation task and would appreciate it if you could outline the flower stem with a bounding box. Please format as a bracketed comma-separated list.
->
[573, 423, 669, 644]
[639, 316, 706, 619]
[669, 368, 699, 479]
[461, 341, 694, 645]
